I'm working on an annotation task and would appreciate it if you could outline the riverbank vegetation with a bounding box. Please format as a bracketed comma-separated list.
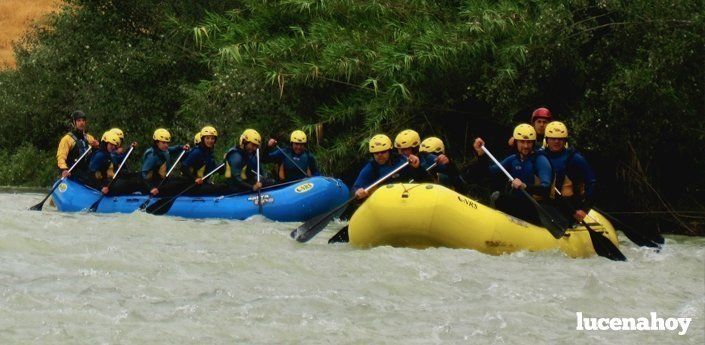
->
[0, 0, 702, 234]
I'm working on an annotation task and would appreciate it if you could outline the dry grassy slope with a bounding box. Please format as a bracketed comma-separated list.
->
[0, 0, 60, 68]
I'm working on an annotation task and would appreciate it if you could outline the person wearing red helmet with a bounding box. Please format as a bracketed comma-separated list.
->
[508, 107, 553, 147]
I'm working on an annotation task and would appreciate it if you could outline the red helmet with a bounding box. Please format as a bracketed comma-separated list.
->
[531, 107, 552, 123]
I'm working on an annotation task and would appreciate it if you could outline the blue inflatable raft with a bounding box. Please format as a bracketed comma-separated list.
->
[50, 176, 350, 222]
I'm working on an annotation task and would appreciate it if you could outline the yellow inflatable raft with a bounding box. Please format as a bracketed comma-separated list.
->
[348, 183, 620, 258]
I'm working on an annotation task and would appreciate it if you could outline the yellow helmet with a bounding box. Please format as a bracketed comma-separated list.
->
[513, 123, 537, 141]
[545, 121, 568, 139]
[239, 128, 262, 148]
[101, 131, 121, 146]
[153, 128, 171, 142]
[194, 132, 202, 145]
[419, 137, 445, 154]
[394, 129, 421, 149]
[200, 126, 218, 138]
[368, 134, 393, 153]
[109, 128, 124, 140]
[290, 130, 307, 144]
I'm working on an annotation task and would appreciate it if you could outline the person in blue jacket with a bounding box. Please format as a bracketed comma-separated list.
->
[353, 134, 429, 200]
[108, 127, 141, 179]
[141, 128, 190, 197]
[418, 136, 468, 193]
[224, 128, 277, 193]
[473, 124, 552, 225]
[181, 126, 226, 195]
[266, 130, 320, 182]
[540, 121, 597, 224]
[89, 131, 140, 195]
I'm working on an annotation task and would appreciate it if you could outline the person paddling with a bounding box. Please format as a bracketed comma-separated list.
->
[88, 131, 140, 195]
[418, 136, 466, 192]
[267, 130, 320, 182]
[56, 110, 99, 183]
[224, 128, 273, 193]
[474, 124, 552, 225]
[539, 121, 597, 224]
[181, 126, 225, 195]
[353, 134, 428, 200]
[141, 128, 190, 197]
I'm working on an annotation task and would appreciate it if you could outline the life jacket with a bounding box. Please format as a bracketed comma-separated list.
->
[68, 131, 90, 168]
[143, 147, 170, 180]
[91, 149, 115, 181]
[224, 147, 252, 181]
[548, 149, 585, 199]
[277, 148, 312, 181]
[186, 145, 212, 178]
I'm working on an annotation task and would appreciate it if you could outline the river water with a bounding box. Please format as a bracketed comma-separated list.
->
[1, 193, 703, 344]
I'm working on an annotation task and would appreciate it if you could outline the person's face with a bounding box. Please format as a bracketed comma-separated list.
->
[107, 143, 117, 152]
[157, 141, 169, 151]
[74, 118, 87, 131]
[397, 147, 413, 156]
[373, 150, 390, 165]
[203, 135, 216, 148]
[533, 118, 549, 134]
[292, 142, 305, 154]
[245, 141, 259, 154]
[516, 140, 534, 156]
[547, 138, 566, 153]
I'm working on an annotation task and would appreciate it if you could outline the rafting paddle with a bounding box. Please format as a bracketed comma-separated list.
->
[552, 187, 627, 261]
[29, 148, 93, 211]
[87, 145, 135, 212]
[138, 149, 188, 211]
[146, 163, 225, 215]
[592, 207, 664, 248]
[291, 161, 410, 243]
[481, 145, 568, 239]
[256, 148, 263, 214]
[275, 144, 309, 177]
[328, 162, 439, 244]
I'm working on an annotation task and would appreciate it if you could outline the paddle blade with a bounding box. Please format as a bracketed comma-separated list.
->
[145, 197, 175, 215]
[328, 226, 349, 243]
[29, 200, 45, 211]
[290, 197, 354, 242]
[87, 196, 103, 213]
[620, 229, 663, 249]
[585, 223, 627, 261]
[29, 182, 60, 211]
[593, 208, 663, 248]
[138, 197, 152, 211]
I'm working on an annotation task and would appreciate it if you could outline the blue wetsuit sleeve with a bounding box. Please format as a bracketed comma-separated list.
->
[489, 155, 513, 178]
[168, 145, 183, 156]
[352, 162, 374, 191]
[536, 155, 552, 188]
[573, 153, 597, 208]
[268, 148, 284, 162]
[141, 154, 154, 175]
[140, 152, 159, 189]
[89, 152, 102, 173]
